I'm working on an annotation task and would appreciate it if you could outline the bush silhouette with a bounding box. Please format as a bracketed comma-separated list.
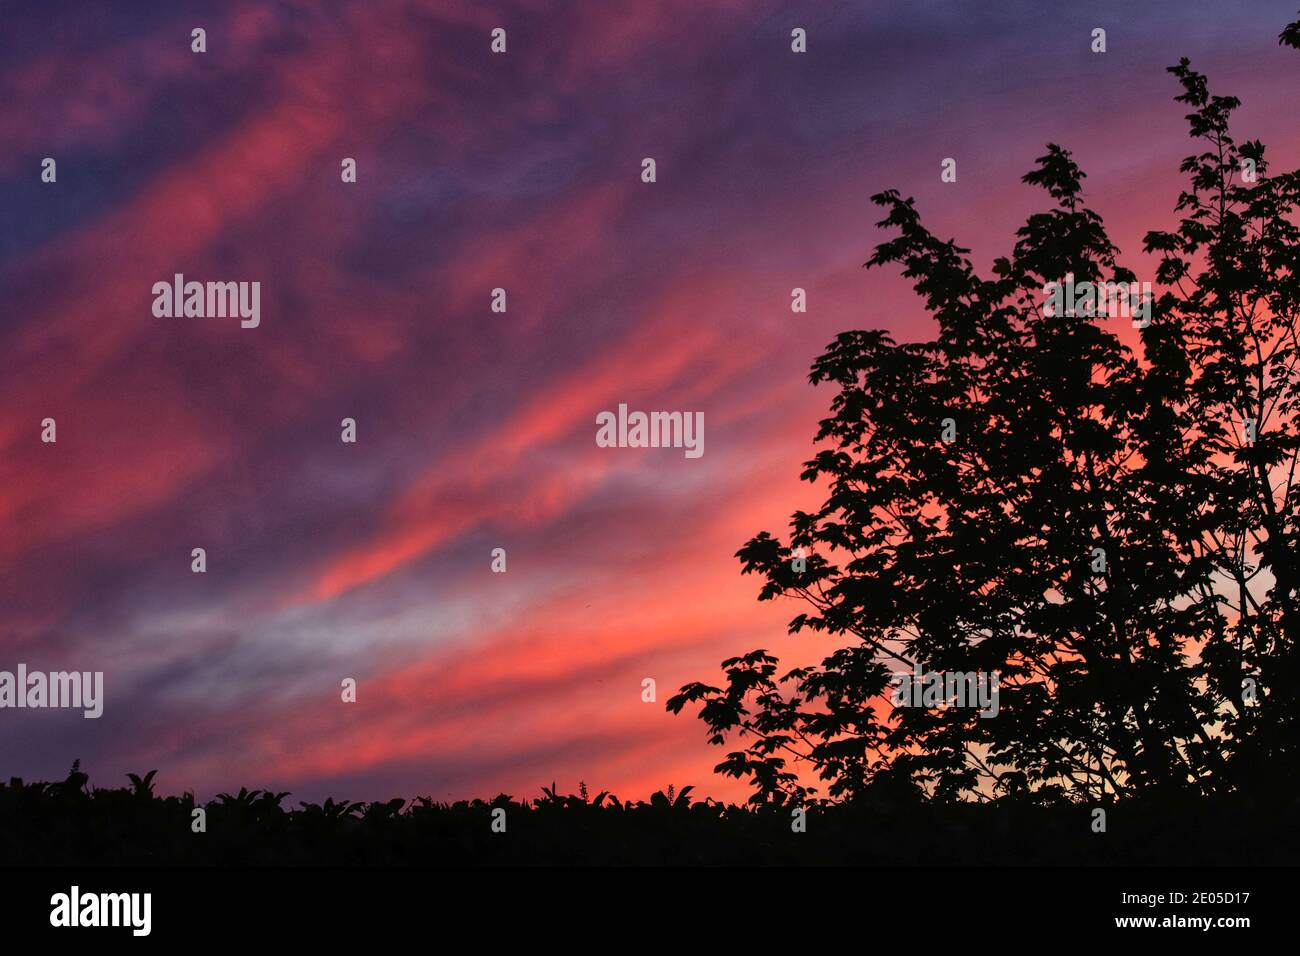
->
[2, 762, 1297, 865]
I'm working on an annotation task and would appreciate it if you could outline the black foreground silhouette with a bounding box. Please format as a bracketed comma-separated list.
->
[1, 764, 1297, 865]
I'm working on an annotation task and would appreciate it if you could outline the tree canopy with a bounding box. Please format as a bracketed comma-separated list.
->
[671, 19, 1300, 808]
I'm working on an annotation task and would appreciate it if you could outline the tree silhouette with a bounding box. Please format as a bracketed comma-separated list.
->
[670, 16, 1300, 808]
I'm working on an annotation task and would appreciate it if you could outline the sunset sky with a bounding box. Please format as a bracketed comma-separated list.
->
[2, 0, 1299, 804]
